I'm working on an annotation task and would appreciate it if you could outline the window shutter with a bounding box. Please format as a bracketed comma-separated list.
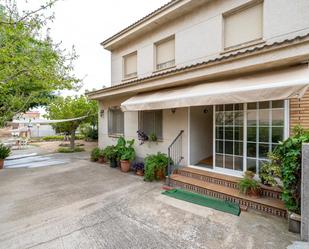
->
[124, 53, 137, 78]
[155, 110, 163, 139]
[108, 108, 124, 135]
[139, 110, 163, 139]
[224, 2, 263, 48]
[156, 38, 175, 69]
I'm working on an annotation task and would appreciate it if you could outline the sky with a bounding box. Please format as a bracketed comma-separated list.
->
[15, 0, 169, 95]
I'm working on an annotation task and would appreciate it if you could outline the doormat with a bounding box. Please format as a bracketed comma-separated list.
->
[162, 189, 241, 216]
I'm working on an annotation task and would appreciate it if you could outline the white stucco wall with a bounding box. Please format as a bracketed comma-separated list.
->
[109, 0, 309, 85]
[98, 98, 188, 165]
[189, 106, 213, 165]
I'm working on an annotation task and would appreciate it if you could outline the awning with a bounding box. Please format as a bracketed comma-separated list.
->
[121, 65, 309, 111]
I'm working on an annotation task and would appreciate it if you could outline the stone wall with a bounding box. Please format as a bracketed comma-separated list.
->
[301, 143, 309, 241]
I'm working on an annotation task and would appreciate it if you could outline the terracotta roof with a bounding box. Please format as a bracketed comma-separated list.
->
[101, 0, 180, 46]
[89, 32, 309, 97]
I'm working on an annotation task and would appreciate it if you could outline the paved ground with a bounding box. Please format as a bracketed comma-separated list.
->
[0, 152, 300, 249]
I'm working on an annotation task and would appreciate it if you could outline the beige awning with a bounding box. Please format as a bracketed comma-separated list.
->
[121, 65, 309, 111]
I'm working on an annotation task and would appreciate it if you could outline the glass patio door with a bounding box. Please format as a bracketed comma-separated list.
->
[214, 104, 244, 172]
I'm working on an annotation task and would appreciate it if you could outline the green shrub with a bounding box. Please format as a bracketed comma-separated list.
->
[80, 124, 98, 140]
[115, 137, 135, 161]
[239, 177, 260, 195]
[0, 144, 10, 159]
[144, 152, 169, 182]
[102, 145, 118, 161]
[91, 147, 101, 161]
[259, 153, 281, 187]
[57, 147, 85, 153]
[43, 134, 85, 141]
[272, 125, 309, 214]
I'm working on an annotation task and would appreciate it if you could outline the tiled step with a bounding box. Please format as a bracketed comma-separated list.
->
[169, 174, 287, 218]
[177, 167, 282, 200]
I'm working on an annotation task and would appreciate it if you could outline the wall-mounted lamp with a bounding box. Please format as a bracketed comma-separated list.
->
[100, 110, 105, 118]
[171, 108, 176, 114]
[203, 108, 208, 114]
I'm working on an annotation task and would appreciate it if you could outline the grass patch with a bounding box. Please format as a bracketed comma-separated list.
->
[57, 147, 85, 153]
[43, 135, 85, 141]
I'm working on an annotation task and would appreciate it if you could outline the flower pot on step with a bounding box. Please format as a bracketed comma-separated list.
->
[120, 160, 131, 172]
[110, 158, 118, 168]
[288, 212, 301, 233]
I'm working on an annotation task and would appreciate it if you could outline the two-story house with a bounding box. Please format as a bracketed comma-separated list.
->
[88, 0, 309, 216]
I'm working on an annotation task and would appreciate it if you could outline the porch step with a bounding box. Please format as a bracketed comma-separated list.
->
[177, 167, 282, 200]
[170, 174, 287, 218]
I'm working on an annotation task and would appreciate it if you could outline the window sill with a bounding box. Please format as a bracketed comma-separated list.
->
[153, 65, 176, 74]
[122, 75, 138, 82]
[221, 39, 265, 55]
[108, 134, 124, 138]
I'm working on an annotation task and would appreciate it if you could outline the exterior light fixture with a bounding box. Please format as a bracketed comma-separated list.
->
[100, 110, 105, 118]
[171, 108, 176, 114]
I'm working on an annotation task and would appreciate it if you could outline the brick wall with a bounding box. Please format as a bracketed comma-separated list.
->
[290, 88, 309, 132]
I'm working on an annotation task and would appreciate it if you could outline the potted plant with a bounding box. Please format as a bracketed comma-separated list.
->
[132, 162, 144, 176]
[0, 144, 10, 169]
[144, 152, 169, 181]
[116, 137, 135, 172]
[137, 130, 148, 145]
[90, 147, 101, 162]
[148, 133, 158, 142]
[239, 176, 260, 198]
[98, 149, 106, 164]
[103, 145, 118, 168]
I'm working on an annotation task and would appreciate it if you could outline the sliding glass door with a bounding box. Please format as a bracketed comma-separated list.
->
[214, 100, 286, 175]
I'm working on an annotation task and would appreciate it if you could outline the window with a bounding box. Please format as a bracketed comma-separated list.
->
[139, 110, 163, 139]
[214, 100, 285, 174]
[155, 36, 175, 71]
[108, 107, 124, 136]
[123, 52, 137, 79]
[224, 1, 263, 49]
[246, 100, 285, 174]
[215, 104, 244, 171]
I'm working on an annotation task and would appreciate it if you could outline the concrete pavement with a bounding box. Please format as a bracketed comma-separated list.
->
[0, 154, 300, 249]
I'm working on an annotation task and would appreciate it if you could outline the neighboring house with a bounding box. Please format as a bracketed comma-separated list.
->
[88, 0, 309, 216]
[12, 112, 56, 138]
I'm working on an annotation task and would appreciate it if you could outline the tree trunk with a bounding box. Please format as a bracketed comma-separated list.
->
[70, 130, 76, 150]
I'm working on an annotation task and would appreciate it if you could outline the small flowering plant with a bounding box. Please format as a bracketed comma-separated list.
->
[137, 130, 148, 145]
[132, 162, 144, 172]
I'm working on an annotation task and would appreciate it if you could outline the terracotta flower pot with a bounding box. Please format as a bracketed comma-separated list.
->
[136, 169, 144, 176]
[98, 156, 105, 164]
[248, 188, 260, 198]
[120, 160, 131, 172]
[155, 168, 165, 180]
[0, 159, 3, 170]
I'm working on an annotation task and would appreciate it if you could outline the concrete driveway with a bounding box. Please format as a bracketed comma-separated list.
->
[0, 153, 299, 249]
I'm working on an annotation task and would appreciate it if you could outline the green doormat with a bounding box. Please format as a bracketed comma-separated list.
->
[162, 189, 241, 216]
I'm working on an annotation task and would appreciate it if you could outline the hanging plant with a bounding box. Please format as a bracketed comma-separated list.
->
[137, 130, 148, 145]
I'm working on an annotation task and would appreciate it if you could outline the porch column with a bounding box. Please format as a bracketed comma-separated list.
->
[301, 143, 309, 241]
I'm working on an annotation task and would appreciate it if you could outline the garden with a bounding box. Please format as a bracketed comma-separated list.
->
[90, 136, 169, 182]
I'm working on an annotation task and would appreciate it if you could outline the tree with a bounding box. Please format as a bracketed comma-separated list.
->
[45, 96, 98, 149]
[0, 0, 80, 126]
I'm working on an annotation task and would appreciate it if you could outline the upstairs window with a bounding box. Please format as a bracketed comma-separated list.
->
[123, 52, 137, 79]
[139, 110, 163, 140]
[224, 1, 263, 49]
[155, 36, 175, 71]
[108, 107, 124, 136]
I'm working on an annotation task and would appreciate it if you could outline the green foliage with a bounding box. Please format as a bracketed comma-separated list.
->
[272, 125, 309, 214]
[148, 133, 157, 142]
[90, 147, 101, 161]
[0, 144, 11, 159]
[102, 146, 118, 161]
[144, 152, 169, 182]
[80, 124, 98, 140]
[42, 134, 84, 141]
[115, 137, 135, 161]
[45, 96, 98, 149]
[238, 177, 260, 195]
[0, 1, 80, 126]
[57, 147, 85, 153]
[259, 153, 281, 187]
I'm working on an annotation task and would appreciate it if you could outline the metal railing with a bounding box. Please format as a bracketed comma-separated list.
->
[167, 130, 184, 186]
